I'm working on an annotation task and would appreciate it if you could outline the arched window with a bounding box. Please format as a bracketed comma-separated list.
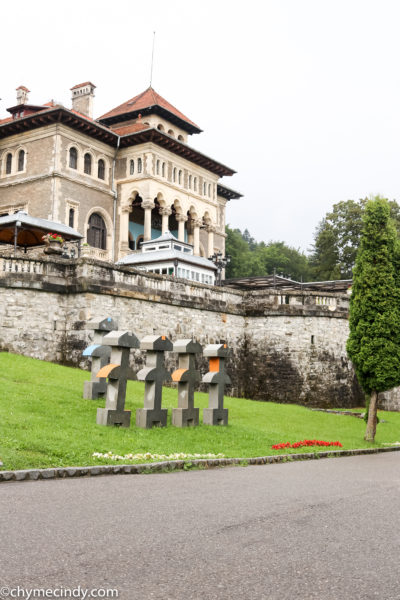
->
[98, 159, 105, 180]
[87, 213, 107, 249]
[18, 150, 25, 172]
[178, 135, 184, 141]
[69, 147, 78, 169]
[84, 153, 92, 175]
[162, 162, 165, 177]
[137, 158, 142, 173]
[178, 170, 182, 185]
[6, 153, 12, 174]
[193, 177, 197, 192]
[156, 160, 160, 175]
[203, 182, 207, 195]
[168, 129, 175, 137]
[208, 184, 211, 197]
[188, 175, 192, 189]
[157, 124, 164, 132]
[69, 208, 75, 228]
[130, 159, 135, 175]
[173, 168, 176, 182]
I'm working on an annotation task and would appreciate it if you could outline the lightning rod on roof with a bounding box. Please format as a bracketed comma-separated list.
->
[150, 31, 156, 88]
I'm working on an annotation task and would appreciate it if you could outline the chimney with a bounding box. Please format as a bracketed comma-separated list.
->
[70, 82, 96, 118]
[16, 86, 30, 105]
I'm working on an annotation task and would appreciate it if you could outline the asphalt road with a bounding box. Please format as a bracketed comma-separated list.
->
[1, 454, 400, 600]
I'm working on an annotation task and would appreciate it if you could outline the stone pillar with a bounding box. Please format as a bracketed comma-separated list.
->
[142, 199, 155, 241]
[82, 317, 118, 400]
[202, 344, 231, 426]
[159, 207, 172, 234]
[136, 335, 173, 428]
[207, 224, 216, 258]
[171, 339, 202, 427]
[96, 331, 140, 428]
[119, 205, 131, 255]
[176, 213, 188, 242]
[192, 219, 202, 256]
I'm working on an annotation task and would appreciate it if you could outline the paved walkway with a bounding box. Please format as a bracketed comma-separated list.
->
[1, 453, 400, 600]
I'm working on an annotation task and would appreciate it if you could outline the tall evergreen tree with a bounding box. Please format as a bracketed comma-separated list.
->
[346, 198, 400, 441]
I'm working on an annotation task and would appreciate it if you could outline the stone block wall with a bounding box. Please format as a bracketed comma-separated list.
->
[0, 253, 398, 410]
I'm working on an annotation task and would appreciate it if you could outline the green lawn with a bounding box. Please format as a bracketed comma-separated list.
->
[1, 352, 400, 471]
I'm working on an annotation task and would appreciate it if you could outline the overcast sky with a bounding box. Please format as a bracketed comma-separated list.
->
[2, 0, 400, 253]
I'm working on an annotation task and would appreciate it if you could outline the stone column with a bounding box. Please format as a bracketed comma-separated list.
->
[119, 204, 131, 256]
[142, 199, 155, 241]
[192, 219, 202, 256]
[176, 213, 188, 242]
[206, 224, 216, 258]
[159, 207, 172, 234]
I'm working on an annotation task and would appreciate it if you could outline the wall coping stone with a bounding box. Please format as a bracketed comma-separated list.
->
[0, 254, 350, 318]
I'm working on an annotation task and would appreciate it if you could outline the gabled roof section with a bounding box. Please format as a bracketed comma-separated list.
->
[99, 87, 202, 134]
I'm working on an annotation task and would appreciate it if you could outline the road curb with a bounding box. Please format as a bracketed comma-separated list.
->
[1, 445, 400, 483]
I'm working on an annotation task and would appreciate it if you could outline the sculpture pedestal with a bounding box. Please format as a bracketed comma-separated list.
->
[136, 408, 168, 428]
[83, 380, 106, 400]
[171, 407, 199, 427]
[97, 407, 131, 428]
[203, 408, 228, 426]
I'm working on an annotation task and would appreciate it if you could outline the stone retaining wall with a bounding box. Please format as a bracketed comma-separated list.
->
[0, 254, 397, 409]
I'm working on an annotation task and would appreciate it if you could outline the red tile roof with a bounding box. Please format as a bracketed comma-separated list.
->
[71, 82, 96, 90]
[16, 85, 30, 92]
[99, 87, 200, 130]
[112, 122, 150, 136]
[0, 116, 13, 125]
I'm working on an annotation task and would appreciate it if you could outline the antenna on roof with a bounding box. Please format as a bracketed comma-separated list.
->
[149, 31, 156, 88]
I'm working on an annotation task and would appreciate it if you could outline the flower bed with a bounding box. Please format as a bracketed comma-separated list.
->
[272, 440, 343, 450]
[92, 451, 226, 462]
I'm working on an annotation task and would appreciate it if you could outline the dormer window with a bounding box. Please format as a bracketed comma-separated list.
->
[6, 153, 12, 175]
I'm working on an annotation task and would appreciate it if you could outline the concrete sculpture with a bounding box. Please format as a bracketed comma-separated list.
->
[171, 339, 202, 427]
[202, 344, 231, 425]
[96, 330, 139, 427]
[136, 335, 173, 428]
[82, 317, 118, 399]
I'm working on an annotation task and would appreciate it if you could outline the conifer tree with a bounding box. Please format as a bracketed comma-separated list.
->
[347, 198, 400, 441]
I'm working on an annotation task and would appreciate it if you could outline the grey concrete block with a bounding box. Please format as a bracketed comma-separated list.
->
[136, 408, 168, 428]
[97, 407, 131, 428]
[171, 407, 199, 427]
[203, 407, 229, 426]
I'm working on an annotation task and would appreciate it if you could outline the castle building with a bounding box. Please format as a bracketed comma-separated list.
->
[0, 83, 241, 262]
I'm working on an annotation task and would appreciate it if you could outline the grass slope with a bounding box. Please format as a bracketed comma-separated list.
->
[1, 352, 399, 471]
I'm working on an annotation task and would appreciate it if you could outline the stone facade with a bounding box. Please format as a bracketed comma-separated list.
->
[0, 84, 240, 263]
[3, 253, 398, 410]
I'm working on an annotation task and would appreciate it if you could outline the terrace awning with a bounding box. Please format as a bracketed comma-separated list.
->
[0, 211, 83, 254]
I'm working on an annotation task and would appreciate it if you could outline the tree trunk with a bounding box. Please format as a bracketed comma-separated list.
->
[364, 389, 378, 442]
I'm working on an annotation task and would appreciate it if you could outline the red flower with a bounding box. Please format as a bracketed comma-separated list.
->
[272, 439, 343, 450]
